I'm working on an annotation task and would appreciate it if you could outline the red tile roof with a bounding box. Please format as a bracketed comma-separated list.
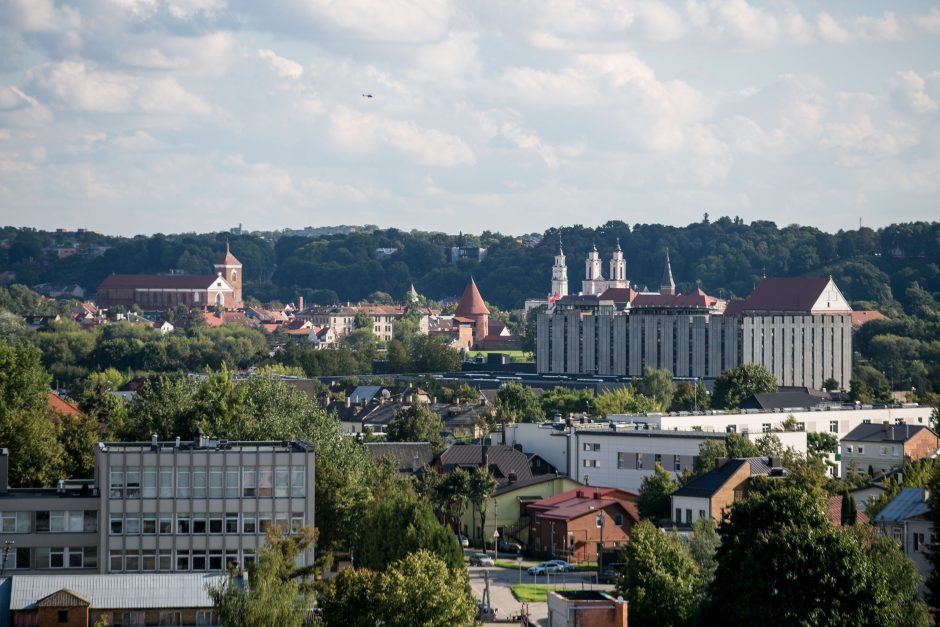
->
[528, 486, 639, 523]
[216, 242, 241, 266]
[597, 288, 636, 307]
[454, 279, 489, 316]
[48, 391, 82, 417]
[631, 290, 719, 309]
[736, 277, 833, 313]
[98, 274, 220, 290]
[851, 311, 887, 326]
[828, 495, 870, 527]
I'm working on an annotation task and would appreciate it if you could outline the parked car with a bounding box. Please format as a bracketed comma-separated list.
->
[469, 552, 495, 566]
[546, 560, 574, 572]
[455, 534, 469, 548]
[597, 563, 624, 584]
[497, 540, 522, 554]
[527, 562, 562, 575]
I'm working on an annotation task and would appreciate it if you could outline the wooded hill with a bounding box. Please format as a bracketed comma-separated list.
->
[2, 219, 938, 310]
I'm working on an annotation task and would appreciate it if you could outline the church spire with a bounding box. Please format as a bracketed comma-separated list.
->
[660, 248, 676, 296]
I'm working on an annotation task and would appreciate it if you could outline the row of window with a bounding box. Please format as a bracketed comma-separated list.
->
[674, 508, 707, 524]
[82, 610, 218, 627]
[109, 512, 304, 536]
[108, 548, 258, 573]
[1, 510, 97, 534]
[0, 546, 97, 570]
[845, 444, 900, 456]
[109, 466, 305, 499]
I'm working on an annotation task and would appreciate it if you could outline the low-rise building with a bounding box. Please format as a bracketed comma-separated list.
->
[527, 486, 638, 563]
[839, 423, 940, 478]
[670, 457, 784, 527]
[547, 590, 628, 627]
[871, 487, 932, 595]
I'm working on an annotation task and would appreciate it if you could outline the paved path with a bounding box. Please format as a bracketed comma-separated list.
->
[468, 563, 615, 626]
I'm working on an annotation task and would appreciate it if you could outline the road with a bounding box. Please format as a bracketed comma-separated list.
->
[468, 561, 616, 626]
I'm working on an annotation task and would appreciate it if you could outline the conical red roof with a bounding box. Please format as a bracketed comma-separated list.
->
[455, 278, 489, 315]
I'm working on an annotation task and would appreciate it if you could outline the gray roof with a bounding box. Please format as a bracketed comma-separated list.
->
[739, 392, 826, 411]
[842, 423, 934, 444]
[8, 574, 226, 610]
[672, 458, 775, 499]
[438, 444, 533, 482]
[872, 487, 930, 524]
[349, 386, 383, 404]
[364, 442, 434, 472]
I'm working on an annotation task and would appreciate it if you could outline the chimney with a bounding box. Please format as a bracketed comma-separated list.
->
[57, 479, 66, 493]
[194, 426, 205, 448]
[508, 471, 517, 484]
[715, 457, 729, 470]
[151, 433, 158, 449]
[174, 436, 181, 448]
[0, 449, 8, 494]
[769, 456, 781, 468]
[346, 397, 351, 409]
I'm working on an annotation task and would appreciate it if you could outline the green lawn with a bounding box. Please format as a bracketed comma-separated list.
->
[511, 585, 578, 603]
[494, 559, 538, 569]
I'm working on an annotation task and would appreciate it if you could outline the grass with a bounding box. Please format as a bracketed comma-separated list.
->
[511, 585, 579, 603]
[494, 559, 537, 569]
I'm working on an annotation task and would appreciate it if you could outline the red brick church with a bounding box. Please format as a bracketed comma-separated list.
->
[96, 244, 243, 311]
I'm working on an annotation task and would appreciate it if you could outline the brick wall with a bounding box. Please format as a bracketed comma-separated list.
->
[708, 462, 753, 523]
[905, 429, 940, 463]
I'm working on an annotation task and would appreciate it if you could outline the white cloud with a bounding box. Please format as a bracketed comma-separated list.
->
[257, 49, 304, 79]
[889, 70, 937, 114]
[685, 0, 812, 48]
[329, 106, 475, 166]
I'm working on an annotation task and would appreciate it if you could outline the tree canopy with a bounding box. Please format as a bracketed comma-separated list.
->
[711, 364, 778, 409]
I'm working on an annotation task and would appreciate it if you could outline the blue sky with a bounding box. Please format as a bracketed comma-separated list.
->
[0, 0, 938, 236]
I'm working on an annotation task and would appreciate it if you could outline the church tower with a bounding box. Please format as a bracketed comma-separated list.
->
[551, 243, 568, 298]
[659, 248, 676, 296]
[214, 242, 243, 309]
[608, 238, 628, 289]
[582, 244, 605, 295]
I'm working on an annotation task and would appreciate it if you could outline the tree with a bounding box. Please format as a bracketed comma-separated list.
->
[822, 377, 841, 391]
[494, 381, 544, 423]
[437, 467, 471, 532]
[59, 414, 101, 479]
[807, 431, 838, 457]
[322, 550, 476, 627]
[637, 463, 677, 522]
[356, 488, 463, 571]
[618, 520, 701, 627]
[408, 335, 461, 373]
[686, 517, 719, 589]
[926, 462, 940, 606]
[863, 529, 930, 626]
[840, 488, 857, 526]
[386, 339, 410, 373]
[385, 402, 445, 451]
[711, 364, 777, 409]
[670, 380, 710, 412]
[468, 466, 497, 545]
[539, 386, 596, 417]
[208, 527, 316, 627]
[636, 367, 674, 409]
[595, 386, 663, 416]
[692, 434, 759, 476]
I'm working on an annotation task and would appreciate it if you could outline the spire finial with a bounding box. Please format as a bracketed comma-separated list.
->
[615, 237, 621, 251]
[592, 241, 597, 252]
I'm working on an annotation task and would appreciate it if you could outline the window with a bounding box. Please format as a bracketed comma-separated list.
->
[110, 550, 123, 572]
[209, 514, 223, 534]
[84, 510, 97, 533]
[193, 518, 206, 534]
[699, 509, 706, 519]
[685, 509, 692, 524]
[159, 517, 173, 534]
[914, 532, 926, 552]
[880, 446, 888, 456]
[110, 467, 124, 498]
[177, 470, 191, 498]
[159, 550, 172, 571]
[674, 455, 681, 472]
[259, 517, 272, 533]
[125, 516, 140, 535]
[192, 552, 207, 571]
[192, 469, 207, 498]
[242, 550, 256, 569]
[275, 513, 288, 531]
[177, 517, 190, 534]
[142, 469, 157, 498]
[726, 424, 736, 434]
[121, 612, 146, 626]
[258, 469, 273, 497]
[196, 610, 219, 626]
[614, 514, 623, 526]
[243, 518, 256, 534]
[36, 511, 50, 532]
[83, 546, 97, 569]
[858, 445, 864, 454]
[829, 420, 838, 433]
[209, 550, 224, 571]
[892, 446, 899, 456]
[50, 547, 65, 568]
[583, 459, 598, 468]
[225, 513, 238, 533]
[159, 469, 173, 498]
[176, 551, 190, 571]
[847, 445, 853, 453]
[275, 467, 289, 497]
[762, 423, 771, 433]
[636, 453, 644, 468]
[125, 551, 140, 572]
[225, 469, 240, 498]
[58, 610, 68, 623]
[125, 467, 141, 498]
[142, 550, 156, 571]
[675, 508, 681, 523]
[110, 514, 123, 535]
[159, 611, 182, 626]
[242, 470, 256, 497]
[654, 453, 662, 464]
[796, 422, 806, 431]
[1, 511, 29, 533]
[291, 513, 304, 533]
[14, 547, 30, 570]
[209, 469, 223, 498]
[616, 452, 626, 469]
[142, 518, 156, 534]
[583, 443, 600, 451]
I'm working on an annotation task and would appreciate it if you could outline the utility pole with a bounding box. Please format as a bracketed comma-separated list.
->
[597, 513, 605, 571]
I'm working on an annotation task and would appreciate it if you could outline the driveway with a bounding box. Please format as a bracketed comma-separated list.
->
[468, 562, 616, 626]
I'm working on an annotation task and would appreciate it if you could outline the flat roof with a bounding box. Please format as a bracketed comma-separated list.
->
[98, 439, 314, 453]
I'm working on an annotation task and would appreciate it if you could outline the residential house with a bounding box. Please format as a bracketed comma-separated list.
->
[364, 442, 434, 476]
[840, 423, 940, 478]
[669, 457, 785, 527]
[872, 487, 932, 594]
[1, 573, 224, 626]
[527, 486, 638, 563]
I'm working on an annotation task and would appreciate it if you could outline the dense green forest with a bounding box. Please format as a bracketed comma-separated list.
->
[3, 219, 939, 309]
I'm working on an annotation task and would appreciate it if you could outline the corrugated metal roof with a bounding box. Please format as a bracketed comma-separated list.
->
[9, 574, 226, 610]
[872, 487, 930, 524]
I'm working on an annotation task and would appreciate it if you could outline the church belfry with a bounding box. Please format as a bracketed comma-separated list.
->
[608, 238, 628, 289]
[214, 241, 243, 309]
[659, 248, 676, 296]
[582, 243, 606, 295]
[551, 242, 568, 298]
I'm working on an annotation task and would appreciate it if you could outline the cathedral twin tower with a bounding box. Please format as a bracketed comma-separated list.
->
[551, 241, 673, 298]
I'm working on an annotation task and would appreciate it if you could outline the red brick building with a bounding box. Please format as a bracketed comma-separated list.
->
[528, 487, 638, 563]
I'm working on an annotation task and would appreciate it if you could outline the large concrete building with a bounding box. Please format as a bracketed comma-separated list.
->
[0, 436, 315, 576]
[536, 257, 854, 388]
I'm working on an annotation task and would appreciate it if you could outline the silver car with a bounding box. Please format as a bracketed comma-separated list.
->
[469, 552, 495, 566]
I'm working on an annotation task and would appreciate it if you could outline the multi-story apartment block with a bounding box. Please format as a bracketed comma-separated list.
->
[839, 423, 940, 478]
[300, 304, 433, 342]
[0, 436, 315, 576]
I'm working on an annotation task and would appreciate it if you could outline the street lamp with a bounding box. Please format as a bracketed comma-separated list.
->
[596, 513, 605, 571]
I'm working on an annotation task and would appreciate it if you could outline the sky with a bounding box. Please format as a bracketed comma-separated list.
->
[0, 0, 938, 237]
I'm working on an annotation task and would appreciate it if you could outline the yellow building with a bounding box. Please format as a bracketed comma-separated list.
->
[462, 475, 580, 548]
